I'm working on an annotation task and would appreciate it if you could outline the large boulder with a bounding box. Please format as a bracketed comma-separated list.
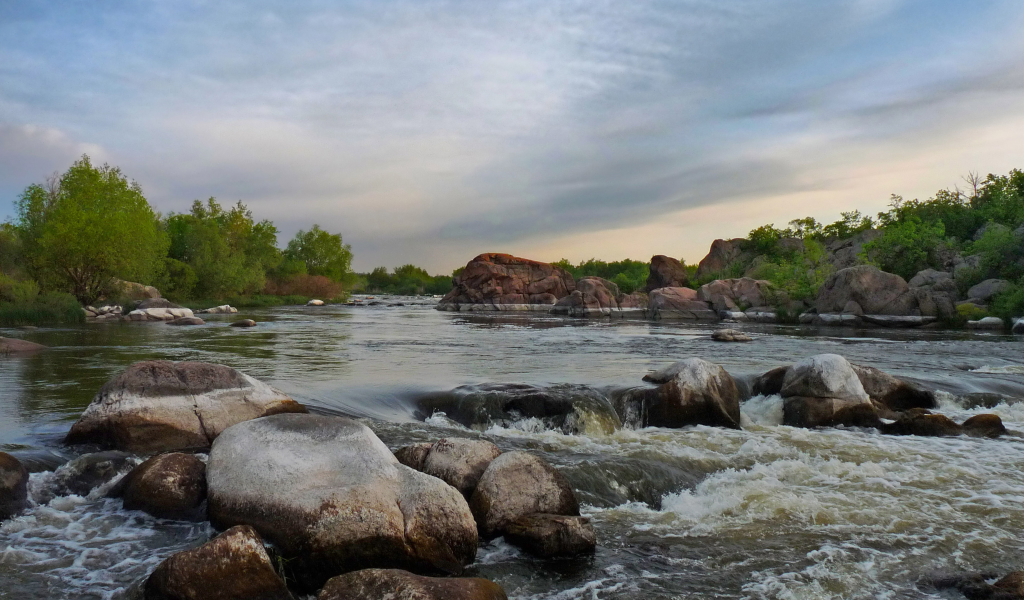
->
[645, 255, 689, 291]
[780, 354, 878, 428]
[648, 287, 717, 320]
[65, 361, 307, 453]
[504, 513, 596, 558]
[697, 278, 773, 312]
[438, 254, 575, 311]
[850, 364, 936, 411]
[962, 414, 1007, 438]
[0, 337, 46, 354]
[469, 451, 579, 539]
[815, 265, 918, 315]
[628, 358, 741, 428]
[113, 453, 206, 520]
[422, 438, 503, 498]
[207, 414, 478, 590]
[0, 452, 29, 520]
[552, 277, 621, 317]
[112, 279, 161, 301]
[696, 239, 746, 278]
[144, 525, 291, 600]
[318, 569, 507, 600]
[825, 229, 880, 271]
[967, 279, 1010, 303]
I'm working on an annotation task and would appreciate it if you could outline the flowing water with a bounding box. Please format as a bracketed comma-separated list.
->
[2, 297, 1024, 600]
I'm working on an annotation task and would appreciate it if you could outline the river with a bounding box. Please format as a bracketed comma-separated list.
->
[1, 297, 1023, 599]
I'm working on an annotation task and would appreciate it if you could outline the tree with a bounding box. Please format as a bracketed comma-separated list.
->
[284, 225, 352, 282]
[16, 155, 167, 304]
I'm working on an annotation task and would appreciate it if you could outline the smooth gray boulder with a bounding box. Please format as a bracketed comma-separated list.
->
[144, 525, 291, 600]
[967, 279, 1010, 302]
[968, 316, 1005, 329]
[469, 451, 579, 539]
[207, 414, 478, 590]
[65, 361, 307, 453]
[780, 354, 878, 428]
[0, 452, 29, 520]
[422, 438, 502, 498]
[632, 358, 741, 429]
[711, 328, 752, 342]
[909, 269, 953, 289]
[318, 569, 508, 600]
[815, 266, 913, 315]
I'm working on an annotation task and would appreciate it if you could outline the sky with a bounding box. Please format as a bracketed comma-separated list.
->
[2, 0, 1024, 274]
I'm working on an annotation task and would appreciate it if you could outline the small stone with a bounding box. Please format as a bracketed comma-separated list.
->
[504, 513, 596, 558]
[711, 329, 752, 342]
[0, 452, 29, 520]
[307, 299, 325, 306]
[229, 319, 257, 328]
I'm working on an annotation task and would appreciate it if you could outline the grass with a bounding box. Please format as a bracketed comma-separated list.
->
[0, 293, 85, 327]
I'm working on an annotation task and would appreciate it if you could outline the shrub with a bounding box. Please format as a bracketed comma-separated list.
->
[747, 239, 834, 303]
[0, 291, 85, 326]
[990, 280, 1024, 323]
[860, 215, 945, 280]
[265, 274, 343, 299]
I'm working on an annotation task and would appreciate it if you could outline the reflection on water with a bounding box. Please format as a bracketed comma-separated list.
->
[0, 297, 1022, 599]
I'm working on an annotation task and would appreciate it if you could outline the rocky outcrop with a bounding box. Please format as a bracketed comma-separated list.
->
[0, 337, 46, 354]
[65, 361, 306, 453]
[780, 354, 878, 428]
[645, 255, 689, 291]
[815, 266, 913, 315]
[552, 277, 627, 317]
[469, 451, 579, 539]
[697, 278, 773, 312]
[825, 229, 880, 270]
[207, 414, 478, 590]
[696, 239, 747, 278]
[711, 329, 751, 342]
[438, 254, 575, 311]
[422, 438, 503, 498]
[504, 513, 596, 558]
[113, 453, 206, 520]
[908, 269, 957, 295]
[648, 287, 717, 320]
[318, 569, 508, 600]
[626, 359, 741, 428]
[112, 279, 161, 301]
[144, 525, 291, 600]
[0, 452, 29, 520]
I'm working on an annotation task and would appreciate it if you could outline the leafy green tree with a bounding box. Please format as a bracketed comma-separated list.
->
[16, 155, 167, 304]
[284, 225, 352, 282]
[861, 214, 945, 280]
[820, 210, 874, 239]
[748, 239, 834, 302]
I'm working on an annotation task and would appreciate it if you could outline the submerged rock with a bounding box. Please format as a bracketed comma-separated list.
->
[207, 414, 478, 590]
[504, 513, 596, 558]
[113, 453, 206, 520]
[318, 569, 508, 600]
[962, 414, 1007, 438]
[644, 255, 690, 291]
[144, 525, 291, 600]
[0, 337, 47, 354]
[422, 438, 503, 498]
[229, 319, 257, 328]
[629, 358, 741, 429]
[711, 328, 752, 342]
[65, 361, 306, 453]
[469, 451, 579, 539]
[167, 317, 205, 326]
[881, 409, 962, 437]
[780, 354, 879, 428]
[0, 452, 29, 520]
[394, 442, 434, 471]
[49, 451, 134, 498]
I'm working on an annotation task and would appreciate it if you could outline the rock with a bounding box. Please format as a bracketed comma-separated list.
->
[552, 277, 621, 317]
[422, 438, 503, 498]
[198, 305, 238, 314]
[167, 317, 205, 326]
[992, 572, 1024, 599]
[648, 287, 717, 320]
[851, 364, 936, 411]
[842, 300, 864, 316]
[962, 414, 1006, 438]
[968, 316, 1005, 329]
[127, 307, 196, 322]
[229, 319, 257, 328]
[697, 278, 773, 312]
[860, 314, 938, 328]
[50, 451, 133, 498]
[626, 358, 741, 429]
[932, 571, 1024, 600]
[469, 451, 579, 539]
[968, 279, 1010, 303]
[112, 279, 161, 301]
[815, 266, 918, 315]
[780, 354, 878, 428]
[208, 414, 478, 590]
[696, 238, 747, 278]
[65, 361, 307, 452]
[881, 409, 962, 437]
[752, 366, 788, 396]
[113, 453, 206, 519]
[826, 229, 880, 271]
[438, 254, 575, 311]
[1014, 319, 1024, 334]
[0, 452, 29, 520]
[908, 269, 953, 289]
[0, 337, 47, 354]
[394, 442, 434, 471]
[504, 513, 596, 558]
[144, 525, 291, 600]
[645, 255, 689, 291]
[137, 298, 182, 310]
[317, 569, 507, 600]
[711, 329, 751, 342]
[307, 299, 325, 306]
[813, 313, 862, 326]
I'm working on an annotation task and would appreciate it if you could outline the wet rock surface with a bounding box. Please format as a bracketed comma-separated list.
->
[64, 361, 306, 452]
[504, 513, 597, 558]
[630, 358, 741, 428]
[113, 452, 207, 520]
[144, 525, 291, 600]
[0, 452, 29, 520]
[711, 328, 751, 342]
[317, 568, 508, 600]
[780, 354, 878, 428]
[0, 337, 47, 354]
[207, 414, 478, 590]
[422, 438, 503, 498]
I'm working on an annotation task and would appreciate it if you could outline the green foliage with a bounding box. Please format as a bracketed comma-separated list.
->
[860, 213, 945, 280]
[552, 258, 649, 294]
[0, 274, 40, 304]
[16, 156, 168, 304]
[743, 224, 789, 256]
[990, 279, 1024, 324]
[284, 225, 353, 282]
[820, 210, 874, 239]
[364, 264, 451, 295]
[747, 239, 834, 303]
[956, 302, 988, 321]
[974, 169, 1024, 229]
[968, 223, 1024, 282]
[0, 291, 84, 326]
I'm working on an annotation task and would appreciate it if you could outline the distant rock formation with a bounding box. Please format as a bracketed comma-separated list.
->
[644, 255, 689, 291]
[438, 253, 575, 311]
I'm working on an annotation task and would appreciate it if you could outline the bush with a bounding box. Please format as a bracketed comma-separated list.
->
[0, 291, 85, 326]
[747, 239, 834, 303]
[990, 279, 1024, 323]
[0, 275, 40, 304]
[860, 215, 945, 280]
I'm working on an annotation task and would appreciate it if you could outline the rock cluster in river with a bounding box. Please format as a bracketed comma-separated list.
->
[439, 253, 575, 311]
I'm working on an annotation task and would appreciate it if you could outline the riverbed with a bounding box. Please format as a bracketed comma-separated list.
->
[1, 297, 1023, 599]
